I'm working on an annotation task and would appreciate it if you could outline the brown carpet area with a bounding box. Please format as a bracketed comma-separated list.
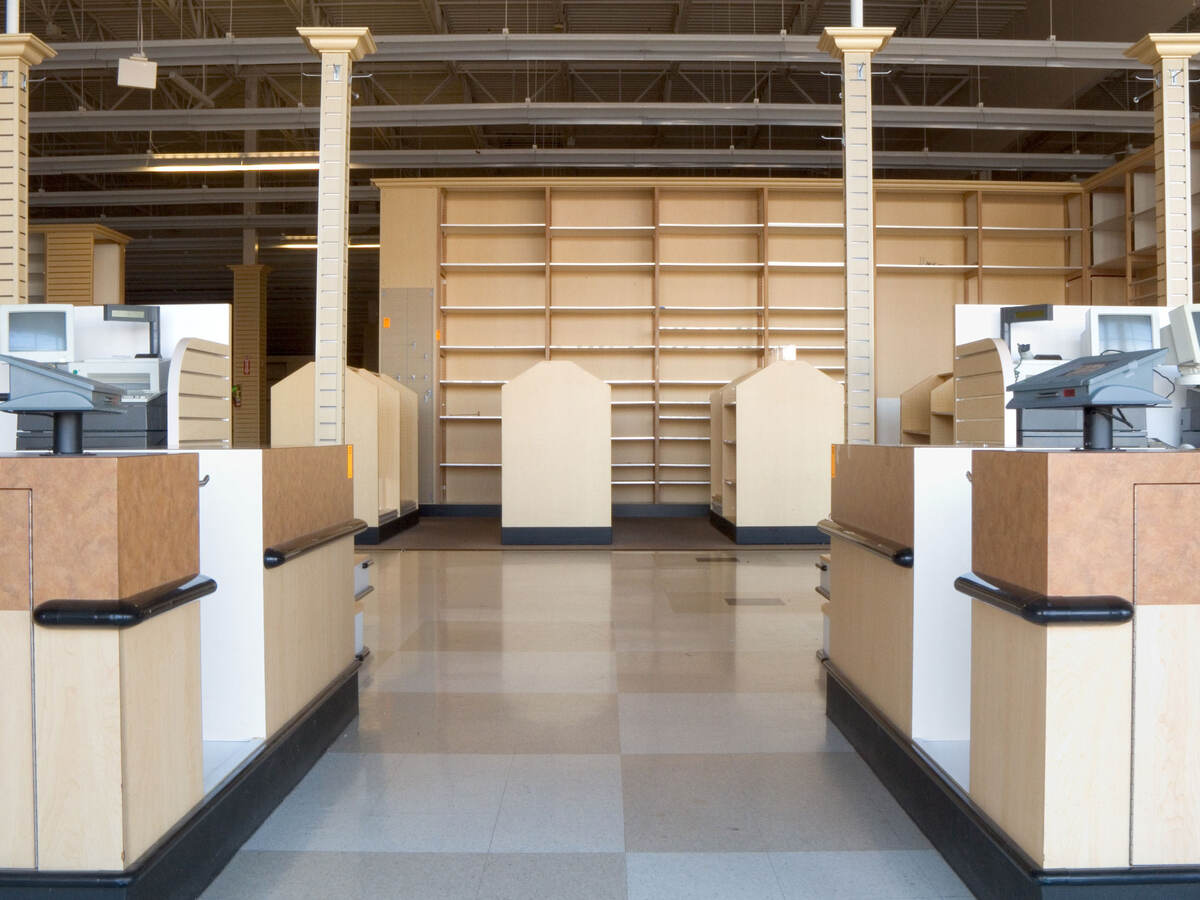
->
[369, 516, 825, 551]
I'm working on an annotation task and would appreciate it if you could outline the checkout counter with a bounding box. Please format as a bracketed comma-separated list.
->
[0, 360, 366, 897]
[823, 443, 1200, 897]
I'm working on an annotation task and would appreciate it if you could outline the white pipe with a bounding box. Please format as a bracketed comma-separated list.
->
[6, 0, 16, 33]
[851, 0, 863, 27]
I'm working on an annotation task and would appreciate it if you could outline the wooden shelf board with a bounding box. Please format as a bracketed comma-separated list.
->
[876, 264, 977, 272]
[980, 226, 1082, 236]
[441, 380, 506, 385]
[441, 462, 501, 468]
[660, 305, 765, 312]
[659, 262, 764, 270]
[612, 436, 655, 441]
[549, 225, 654, 234]
[660, 436, 709, 442]
[979, 265, 1084, 274]
[440, 262, 545, 270]
[441, 223, 546, 233]
[770, 306, 844, 312]
[440, 416, 501, 421]
[659, 345, 762, 351]
[550, 345, 655, 351]
[550, 305, 655, 312]
[767, 221, 844, 232]
[613, 480, 656, 486]
[660, 480, 710, 486]
[876, 224, 975, 234]
[657, 462, 710, 468]
[441, 345, 545, 351]
[657, 222, 763, 233]
[767, 261, 844, 269]
[612, 400, 657, 407]
[661, 379, 728, 385]
[768, 326, 846, 333]
[440, 305, 545, 313]
[659, 415, 710, 421]
[660, 326, 763, 333]
[550, 262, 655, 270]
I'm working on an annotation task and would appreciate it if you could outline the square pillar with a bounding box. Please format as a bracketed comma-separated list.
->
[298, 27, 376, 444]
[0, 35, 55, 306]
[229, 263, 270, 447]
[819, 27, 894, 444]
[1125, 34, 1200, 308]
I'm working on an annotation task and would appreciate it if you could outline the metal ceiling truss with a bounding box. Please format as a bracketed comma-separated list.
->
[31, 147, 1114, 177]
[38, 34, 1153, 72]
[29, 102, 1151, 135]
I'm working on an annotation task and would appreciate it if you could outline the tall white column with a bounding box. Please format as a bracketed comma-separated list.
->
[1126, 34, 1200, 309]
[818, 27, 893, 444]
[298, 27, 376, 444]
[0, 35, 54, 306]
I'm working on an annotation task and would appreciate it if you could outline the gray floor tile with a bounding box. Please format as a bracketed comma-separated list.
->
[243, 753, 511, 852]
[371, 650, 618, 694]
[334, 691, 621, 754]
[401, 620, 616, 651]
[618, 692, 852, 754]
[200, 851, 486, 900]
[477, 854, 627, 900]
[625, 852, 786, 900]
[616, 651, 822, 694]
[771, 850, 972, 899]
[490, 755, 625, 852]
[622, 753, 931, 852]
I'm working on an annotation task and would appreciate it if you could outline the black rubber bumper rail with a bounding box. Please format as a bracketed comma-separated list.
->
[264, 518, 368, 569]
[954, 572, 1133, 625]
[34, 574, 217, 628]
[817, 518, 913, 568]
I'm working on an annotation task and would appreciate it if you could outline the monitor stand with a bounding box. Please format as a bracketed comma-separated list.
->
[1083, 407, 1114, 451]
[51, 411, 84, 455]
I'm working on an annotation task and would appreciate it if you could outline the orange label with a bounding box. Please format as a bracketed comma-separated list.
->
[435, 329, 442, 341]
[347, 444, 354, 479]
[830, 445, 837, 479]
[382, 317, 391, 329]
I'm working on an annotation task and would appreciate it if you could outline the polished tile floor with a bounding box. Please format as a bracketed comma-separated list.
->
[202, 549, 970, 899]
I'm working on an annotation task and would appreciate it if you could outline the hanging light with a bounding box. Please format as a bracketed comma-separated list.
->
[117, 0, 158, 90]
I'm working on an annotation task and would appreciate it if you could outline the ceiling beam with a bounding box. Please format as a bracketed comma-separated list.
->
[31, 147, 1115, 177]
[29, 102, 1153, 134]
[39, 35, 1155, 72]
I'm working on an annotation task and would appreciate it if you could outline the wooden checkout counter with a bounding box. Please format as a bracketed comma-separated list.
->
[822, 444, 1200, 899]
[0, 445, 365, 898]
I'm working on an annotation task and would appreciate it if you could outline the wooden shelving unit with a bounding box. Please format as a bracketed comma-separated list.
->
[418, 177, 1092, 507]
[709, 360, 844, 543]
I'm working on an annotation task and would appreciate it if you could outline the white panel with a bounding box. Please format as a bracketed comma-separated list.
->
[910, 447, 974, 745]
[195, 449, 267, 741]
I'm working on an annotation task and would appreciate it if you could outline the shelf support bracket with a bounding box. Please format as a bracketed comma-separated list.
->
[819, 26, 893, 444]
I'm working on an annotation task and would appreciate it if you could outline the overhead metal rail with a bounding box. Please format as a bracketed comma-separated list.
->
[30, 103, 1153, 135]
[29, 186, 379, 207]
[31, 147, 1114, 178]
[38, 34, 1151, 72]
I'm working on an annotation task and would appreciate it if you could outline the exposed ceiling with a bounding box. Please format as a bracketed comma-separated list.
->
[10, 0, 1200, 348]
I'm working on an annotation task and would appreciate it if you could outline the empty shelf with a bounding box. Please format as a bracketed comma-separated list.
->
[550, 345, 655, 351]
[659, 345, 762, 351]
[550, 305, 655, 312]
[767, 261, 845, 269]
[441, 462, 500, 468]
[550, 262, 655, 270]
[441, 345, 545, 351]
[659, 415, 710, 421]
[660, 326, 763, 333]
[660, 306, 765, 312]
[441, 380, 506, 385]
[613, 436, 655, 441]
[441, 223, 546, 233]
[549, 225, 655, 234]
[440, 262, 545, 270]
[440, 415, 501, 421]
[767, 221, 844, 232]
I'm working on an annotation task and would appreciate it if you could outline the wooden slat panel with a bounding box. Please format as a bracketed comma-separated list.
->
[178, 419, 232, 442]
[954, 419, 1007, 444]
[178, 372, 230, 398]
[180, 350, 230, 378]
[955, 373, 1006, 399]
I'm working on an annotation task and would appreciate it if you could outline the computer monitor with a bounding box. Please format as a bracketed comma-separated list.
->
[103, 304, 160, 358]
[1168, 304, 1200, 366]
[0, 304, 75, 364]
[1084, 308, 1160, 356]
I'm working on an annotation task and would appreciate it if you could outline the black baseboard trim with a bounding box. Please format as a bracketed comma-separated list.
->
[708, 511, 827, 545]
[612, 504, 709, 518]
[0, 664, 360, 900]
[422, 504, 502, 517]
[823, 659, 1200, 899]
[356, 508, 418, 544]
[425, 504, 709, 519]
[501, 526, 613, 545]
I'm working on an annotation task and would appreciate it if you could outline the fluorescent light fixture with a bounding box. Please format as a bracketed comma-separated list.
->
[141, 151, 321, 173]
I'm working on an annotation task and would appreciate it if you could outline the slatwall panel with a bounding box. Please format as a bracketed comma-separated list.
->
[42, 230, 92, 306]
[168, 338, 232, 449]
[953, 338, 1015, 447]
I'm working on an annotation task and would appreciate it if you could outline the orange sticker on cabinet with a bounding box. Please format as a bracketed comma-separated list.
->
[347, 444, 354, 479]
[382, 317, 391, 329]
[830, 445, 837, 479]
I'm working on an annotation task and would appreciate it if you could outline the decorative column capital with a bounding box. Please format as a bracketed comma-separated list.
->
[0, 34, 56, 66]
[227, 263, 272, 275]
[297, 27, 377, 60]
[818, 27, 895, 59]
[1126, 33, 1200, 66]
